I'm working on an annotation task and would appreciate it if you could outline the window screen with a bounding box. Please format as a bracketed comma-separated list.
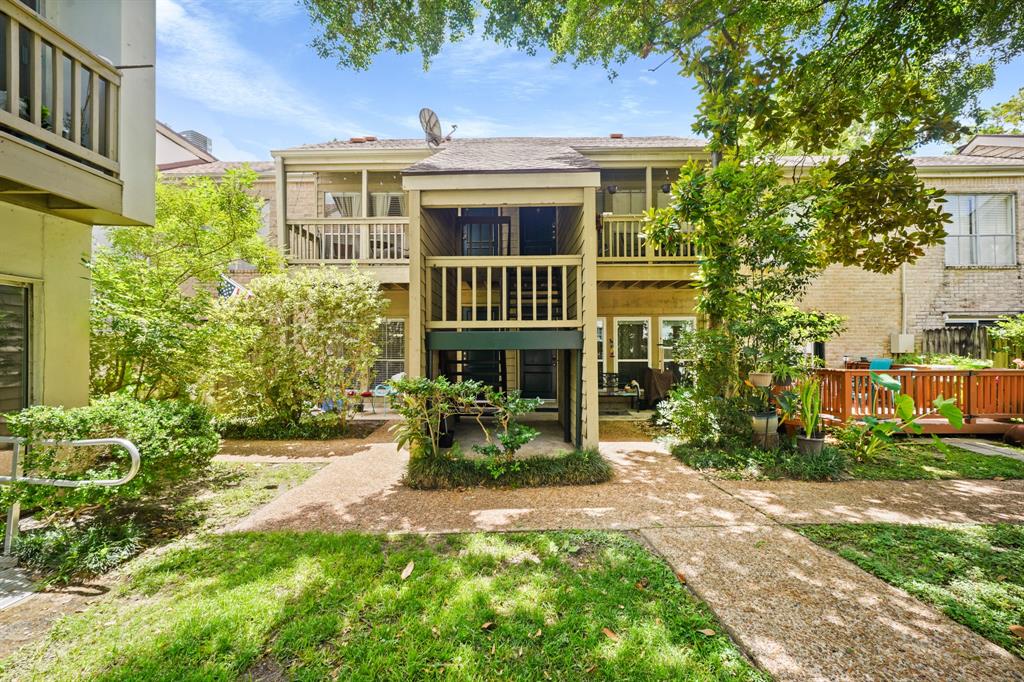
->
[372, 319, 405, 386]
[944, 194, 1015, 266]
[0, 283, 29, 431]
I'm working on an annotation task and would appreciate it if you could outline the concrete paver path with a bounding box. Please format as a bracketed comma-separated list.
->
[230, 439, 1024, 681]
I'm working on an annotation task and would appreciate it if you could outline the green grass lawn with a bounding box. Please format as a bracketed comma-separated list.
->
[797, 523, 1024, 658]
[847, 443, 1024, 480]
[0, 531, 766, 681]
[674, 440, 1024, 481]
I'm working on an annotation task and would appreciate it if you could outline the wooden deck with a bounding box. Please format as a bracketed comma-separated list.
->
[813, 368, 1024, 435]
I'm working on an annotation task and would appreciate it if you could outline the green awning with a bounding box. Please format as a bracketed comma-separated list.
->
[427, 330, 583, 351]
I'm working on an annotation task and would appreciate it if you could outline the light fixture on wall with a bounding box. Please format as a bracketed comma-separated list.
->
[661, 183, 672, 194]
[606, 185, 619, 194]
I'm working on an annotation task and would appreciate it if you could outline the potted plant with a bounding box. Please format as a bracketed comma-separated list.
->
[747, 384, 779, 448]
[795, 377, 824, 455]
[748, 367, 773, 388]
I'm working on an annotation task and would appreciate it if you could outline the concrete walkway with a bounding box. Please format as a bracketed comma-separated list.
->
[230, 440, 1024, 681]
[947, 437, 1024, 463]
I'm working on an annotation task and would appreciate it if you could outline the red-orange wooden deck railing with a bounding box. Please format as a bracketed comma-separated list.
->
[814, 368, 1024, 434]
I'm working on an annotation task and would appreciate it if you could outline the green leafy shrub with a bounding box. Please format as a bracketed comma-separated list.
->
[207, 267, 388, 430]
[405, 447, 612, 489]
[13, 521, 144, 585]
[3, 394, 219, 517]
[216, 413, 346, 440]
[657, 387, 752, 448]
[388, 376, 483, 458]
[839, 371, 963, 461]
[473, 389, 543, 479]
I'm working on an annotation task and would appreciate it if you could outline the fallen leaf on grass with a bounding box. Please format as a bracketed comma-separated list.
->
[698, 628, 716, 637]
[585, 664, 597, 673]
[675, 572, 687, 584]
[602, 627, 620, 641]
[481, 621, 496, 631]
[994, 476, 1007, 481]
[400, 561, 415, 580]
[635, 577, 649, 590]
[531, 628, 542, 638]
[1010, 625, 1024, 639]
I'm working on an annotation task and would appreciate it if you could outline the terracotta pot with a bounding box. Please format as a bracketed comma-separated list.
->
[796, 435, 825, 456]
[748, 371, 773, 388]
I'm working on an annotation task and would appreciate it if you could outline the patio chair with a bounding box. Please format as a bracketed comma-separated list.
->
[868, 358, 893, 371]
[371, 383, 397, 414]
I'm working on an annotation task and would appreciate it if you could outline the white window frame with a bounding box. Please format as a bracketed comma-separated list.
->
[658, 316, 697, 367]
[612, 316, 652, 378]
[0, 276, 37, 425]
[944, 193, 1016, 267]
[596, 317, 607, 377]
[371, 318, 405, 387]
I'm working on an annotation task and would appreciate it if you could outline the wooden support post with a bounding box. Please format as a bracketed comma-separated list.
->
[274, 156, 287, 258]
[5, 17, 19, 116]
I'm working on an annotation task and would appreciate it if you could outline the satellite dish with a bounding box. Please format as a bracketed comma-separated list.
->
[419, 108, 444, 147]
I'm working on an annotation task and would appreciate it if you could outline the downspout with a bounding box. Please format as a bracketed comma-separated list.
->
[900, 264, 908, 335]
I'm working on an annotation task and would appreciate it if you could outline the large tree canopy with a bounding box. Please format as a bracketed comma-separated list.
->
[304, 0, 1022, 272]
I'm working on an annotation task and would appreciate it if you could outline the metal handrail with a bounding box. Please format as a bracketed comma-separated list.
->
[0, 437, 140, 487]
[0, 436, 141, 555]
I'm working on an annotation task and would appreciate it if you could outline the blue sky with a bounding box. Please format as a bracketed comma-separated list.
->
[156, 0, 1023, 161]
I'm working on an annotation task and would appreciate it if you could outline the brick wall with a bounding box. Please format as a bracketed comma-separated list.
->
[801, 174, 1024, 365]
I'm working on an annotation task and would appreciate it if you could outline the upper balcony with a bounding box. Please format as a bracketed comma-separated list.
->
[594, 167, 699, 286]
[275, 168, 411, 282]
[0, 0, 132, 224]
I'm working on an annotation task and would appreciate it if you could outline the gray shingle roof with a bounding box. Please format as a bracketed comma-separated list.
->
[404, 140, 599, 175]
[290, 135, 707, 152]
[775, 154, 1024, 168]
[160, 161, 274, 175]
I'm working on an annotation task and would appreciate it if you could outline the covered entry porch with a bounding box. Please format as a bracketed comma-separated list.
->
[426, 330, 585, 449]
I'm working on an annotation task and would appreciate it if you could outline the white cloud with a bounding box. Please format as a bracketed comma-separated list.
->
[156, 0, 350, 142]
[221, 0, 300, 23]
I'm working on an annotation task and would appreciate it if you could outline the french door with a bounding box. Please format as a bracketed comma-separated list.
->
[614, 317, 650, 388]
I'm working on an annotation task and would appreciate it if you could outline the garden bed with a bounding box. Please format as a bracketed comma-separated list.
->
[405, 448, 614, 490]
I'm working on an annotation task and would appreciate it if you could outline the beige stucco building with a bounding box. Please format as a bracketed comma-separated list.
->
[0, 0, 155, 424]
[164, 132, 1024, 446]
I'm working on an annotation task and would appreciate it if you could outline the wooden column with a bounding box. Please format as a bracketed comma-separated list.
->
[407, 189, 424, 377]
[581, 187, 600, 447]
[274, 156, 287, 258]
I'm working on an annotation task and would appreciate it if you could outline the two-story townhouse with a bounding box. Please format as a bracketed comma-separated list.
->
[169, 131, 1024, 446]
[263, 135, 708, 448]
[0, 0, 155, 426]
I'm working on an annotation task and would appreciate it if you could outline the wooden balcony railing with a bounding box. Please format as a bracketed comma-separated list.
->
[815, 368, 1024, 425]
[285, 218, 409, 264]
[425, 255, 582, 329]
[0, 0, 120, 175]
[598, 215, 697, 262]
